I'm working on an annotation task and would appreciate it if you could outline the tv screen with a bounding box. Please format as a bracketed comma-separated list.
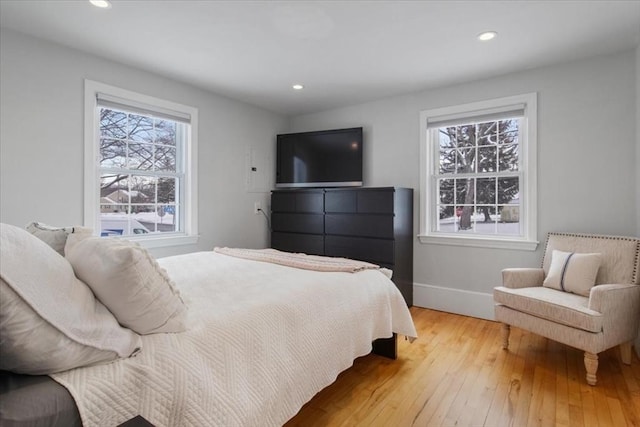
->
[276, 127, 363, 188]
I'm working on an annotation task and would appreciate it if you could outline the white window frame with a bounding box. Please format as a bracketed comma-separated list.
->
[84, 80, 198, 248]
[419, 93, 538, 251]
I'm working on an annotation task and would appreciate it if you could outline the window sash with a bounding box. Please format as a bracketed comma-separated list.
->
[431, 172, 524, 237]
[98, 107, 187, 176]
[431, 120, 526, 181]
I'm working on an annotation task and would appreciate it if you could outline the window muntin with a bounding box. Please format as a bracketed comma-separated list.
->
[419, 93, 537, 250]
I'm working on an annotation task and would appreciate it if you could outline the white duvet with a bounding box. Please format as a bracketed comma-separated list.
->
[52, 251, 417, 427]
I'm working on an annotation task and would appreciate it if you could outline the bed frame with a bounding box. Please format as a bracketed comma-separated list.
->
[372, 333, 397, 359]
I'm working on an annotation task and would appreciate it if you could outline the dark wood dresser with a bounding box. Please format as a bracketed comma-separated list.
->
[271, 187, 413, 306]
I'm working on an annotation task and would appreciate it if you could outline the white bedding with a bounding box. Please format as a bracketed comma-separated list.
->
[52, 251, 417, 426]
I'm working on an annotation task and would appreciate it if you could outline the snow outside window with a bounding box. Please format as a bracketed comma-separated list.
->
[419, 93, 538, 250]
[84, 80, 198, 248]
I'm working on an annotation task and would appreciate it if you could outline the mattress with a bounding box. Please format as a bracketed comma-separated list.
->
[48, 251, 416, 426]
[0, 370, 81, 427]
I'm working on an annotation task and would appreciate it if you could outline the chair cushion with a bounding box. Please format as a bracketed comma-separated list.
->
[542, 250, 601, 296]
[494, 286, 603, 333]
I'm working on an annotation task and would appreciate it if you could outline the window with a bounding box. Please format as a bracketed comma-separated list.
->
[419, 93, 537, 250]
[84, 80, 198, 248]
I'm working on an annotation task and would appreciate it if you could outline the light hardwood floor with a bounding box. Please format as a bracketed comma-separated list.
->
[285, 307, 640, 427]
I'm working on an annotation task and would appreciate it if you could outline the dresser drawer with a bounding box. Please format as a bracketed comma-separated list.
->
[325, 214, 394, 239]
[325, 235, 394, 264]
[272, 213, 324, 234]
[324, 191, 356, 212]
[272, 191, 324, 213]
[296, 192, 324, 212]
[272, 232, 324, 256]
[325, 189, 394, 214]
[357, 190, 394, 214]
[271, 192, 296, 212]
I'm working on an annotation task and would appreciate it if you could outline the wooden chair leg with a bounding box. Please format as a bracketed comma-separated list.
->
[584, 352, 598, 386]
[501, 323, 510, 350]
[620, 341, 632, 365]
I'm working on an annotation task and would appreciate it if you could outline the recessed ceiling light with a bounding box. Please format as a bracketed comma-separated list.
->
[90, 0, 112, 9]
[292, 84, 304, 90]
[477, 31, 497, 41]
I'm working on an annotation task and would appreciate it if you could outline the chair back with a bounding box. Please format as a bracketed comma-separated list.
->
[542, 232, 640, 285]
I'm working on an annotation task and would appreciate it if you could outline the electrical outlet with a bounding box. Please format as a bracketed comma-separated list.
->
[254, 201, 261, 215]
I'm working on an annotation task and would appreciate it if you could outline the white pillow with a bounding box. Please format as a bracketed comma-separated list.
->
[0, 223, 141, 375]
[543, 249, 602, 297]
[25, 222, 92, 256]
[65, 234, 188, 334]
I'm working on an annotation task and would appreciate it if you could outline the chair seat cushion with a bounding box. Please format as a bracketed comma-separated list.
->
[494, 286, 602, 333]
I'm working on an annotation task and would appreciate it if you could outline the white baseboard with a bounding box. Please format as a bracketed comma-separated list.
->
[413, 283, 640, 358]
[413, 283, 640, 357]
[413, 282, 495, 321]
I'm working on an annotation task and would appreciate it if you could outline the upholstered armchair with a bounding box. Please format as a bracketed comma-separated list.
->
[494, 232, 640, 385]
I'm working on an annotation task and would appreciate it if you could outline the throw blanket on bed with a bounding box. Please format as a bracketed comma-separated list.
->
[214, 246, 388, 276]
[51, 251, 417, 427]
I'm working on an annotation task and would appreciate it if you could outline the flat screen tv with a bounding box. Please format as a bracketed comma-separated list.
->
[276, 127, 363, 188]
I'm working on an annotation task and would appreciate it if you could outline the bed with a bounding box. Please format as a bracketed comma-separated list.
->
[0, 223, 417, 426]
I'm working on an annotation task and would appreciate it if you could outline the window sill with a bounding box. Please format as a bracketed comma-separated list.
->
[119, 233, 199, 249]
[418, 234, 538, 251]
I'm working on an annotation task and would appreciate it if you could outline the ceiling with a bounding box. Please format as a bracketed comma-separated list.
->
[1, 1, 639, 116]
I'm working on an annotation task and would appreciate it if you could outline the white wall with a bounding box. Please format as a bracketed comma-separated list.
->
[1, 29, 637, 320]
[0, 29, 286, 258]
[637, 45, 640, 237]
[290, 49, 638, 319]
[636, 45, 640, 357]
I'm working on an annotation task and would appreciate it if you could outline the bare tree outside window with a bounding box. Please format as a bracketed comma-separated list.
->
[99, 108, 181, 237]
[436, 119, 520, 235]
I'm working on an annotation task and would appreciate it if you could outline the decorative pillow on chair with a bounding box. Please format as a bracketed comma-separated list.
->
[25, 222, 92, 256]
[0, 223, 141, 375]
[542, 249, 602, 297]
[65, 234, 188, 335]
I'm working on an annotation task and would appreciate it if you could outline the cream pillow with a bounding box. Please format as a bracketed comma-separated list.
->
[0, 223, 141, 375]
[65, 234, 188, 334]
[25, 222, 92, 256]
[543, 249, 602, 297]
